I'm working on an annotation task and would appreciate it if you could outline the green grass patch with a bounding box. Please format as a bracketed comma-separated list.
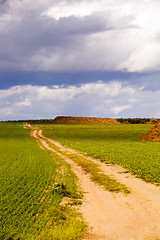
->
[0, 122, 86, 240]
[38, 123, 160, 184]
[42, 144, 83, 200]
[67, 200, 83, 206]
[36, 206, 85, 240]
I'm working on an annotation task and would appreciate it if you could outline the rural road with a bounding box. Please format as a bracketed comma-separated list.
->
[29, 125, 160, 240]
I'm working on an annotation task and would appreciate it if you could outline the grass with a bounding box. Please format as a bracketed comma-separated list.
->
[38, 123, 160, 185]
[0, 122, 86, 240]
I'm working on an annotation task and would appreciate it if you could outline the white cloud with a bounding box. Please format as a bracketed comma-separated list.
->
[0, 81, 160, 120]
[44, 1, 100, 20]
[15, 98, 31, 107]
[111, 105, 131, 115]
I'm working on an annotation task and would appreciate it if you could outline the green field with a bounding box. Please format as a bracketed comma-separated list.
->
[0, 123, 85, 240]
[41, 123, 160, 184]
[2, 122, 160, 239]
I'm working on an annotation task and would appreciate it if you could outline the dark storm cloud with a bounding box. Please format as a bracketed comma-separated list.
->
[0, 0, 8, 6]
[0, 0, 8, 14]
[0, 0, 160, 72]
[0, 14, 107, 70]
[0, 0, 137, 71]
[0, 0, 7, 5]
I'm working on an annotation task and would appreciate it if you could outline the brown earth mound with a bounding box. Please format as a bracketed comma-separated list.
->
[53, 116, 120, 124]
[139, 122, 160, 141]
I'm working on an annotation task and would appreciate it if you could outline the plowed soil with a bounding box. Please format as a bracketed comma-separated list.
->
[53, 116, 120, 124]
[139, 122, 160, 141]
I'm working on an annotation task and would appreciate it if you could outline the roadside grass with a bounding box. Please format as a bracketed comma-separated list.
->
[46, 149, 83, 200]
[0, 122, 86, 240]
[39, 123, 160, 185]
[37, 211, 85, 240]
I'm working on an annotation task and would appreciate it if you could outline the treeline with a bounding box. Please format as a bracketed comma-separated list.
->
[2, 118, 159, 124]
[117, 118, 159, 124]
[26, 119, 54, 124]
[4, 119, 54, 124]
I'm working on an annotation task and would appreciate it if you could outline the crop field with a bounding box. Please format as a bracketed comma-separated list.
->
[0, 122, 85, 240]
[41, 123, 160, 184]
[2, 122, 160, 239]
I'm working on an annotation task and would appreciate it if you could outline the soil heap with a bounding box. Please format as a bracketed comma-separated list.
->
[53, 116, 120, 124]
[139, 122, 160, 141]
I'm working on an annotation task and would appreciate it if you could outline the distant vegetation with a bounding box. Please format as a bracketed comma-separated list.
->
[4, 119, 54, 124]
[117, 118, 158, 124]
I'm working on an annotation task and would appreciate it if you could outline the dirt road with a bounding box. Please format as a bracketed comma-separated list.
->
[31, 126, 160, 240]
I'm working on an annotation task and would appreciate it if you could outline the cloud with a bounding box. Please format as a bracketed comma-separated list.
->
[0, 81, 160, 120]
[0, 0, 160, 72]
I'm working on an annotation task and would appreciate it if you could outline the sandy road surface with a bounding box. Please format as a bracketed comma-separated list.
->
[30, 126, 160, 240]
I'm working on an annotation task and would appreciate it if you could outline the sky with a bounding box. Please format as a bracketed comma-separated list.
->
[0, 0, 160, 120]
